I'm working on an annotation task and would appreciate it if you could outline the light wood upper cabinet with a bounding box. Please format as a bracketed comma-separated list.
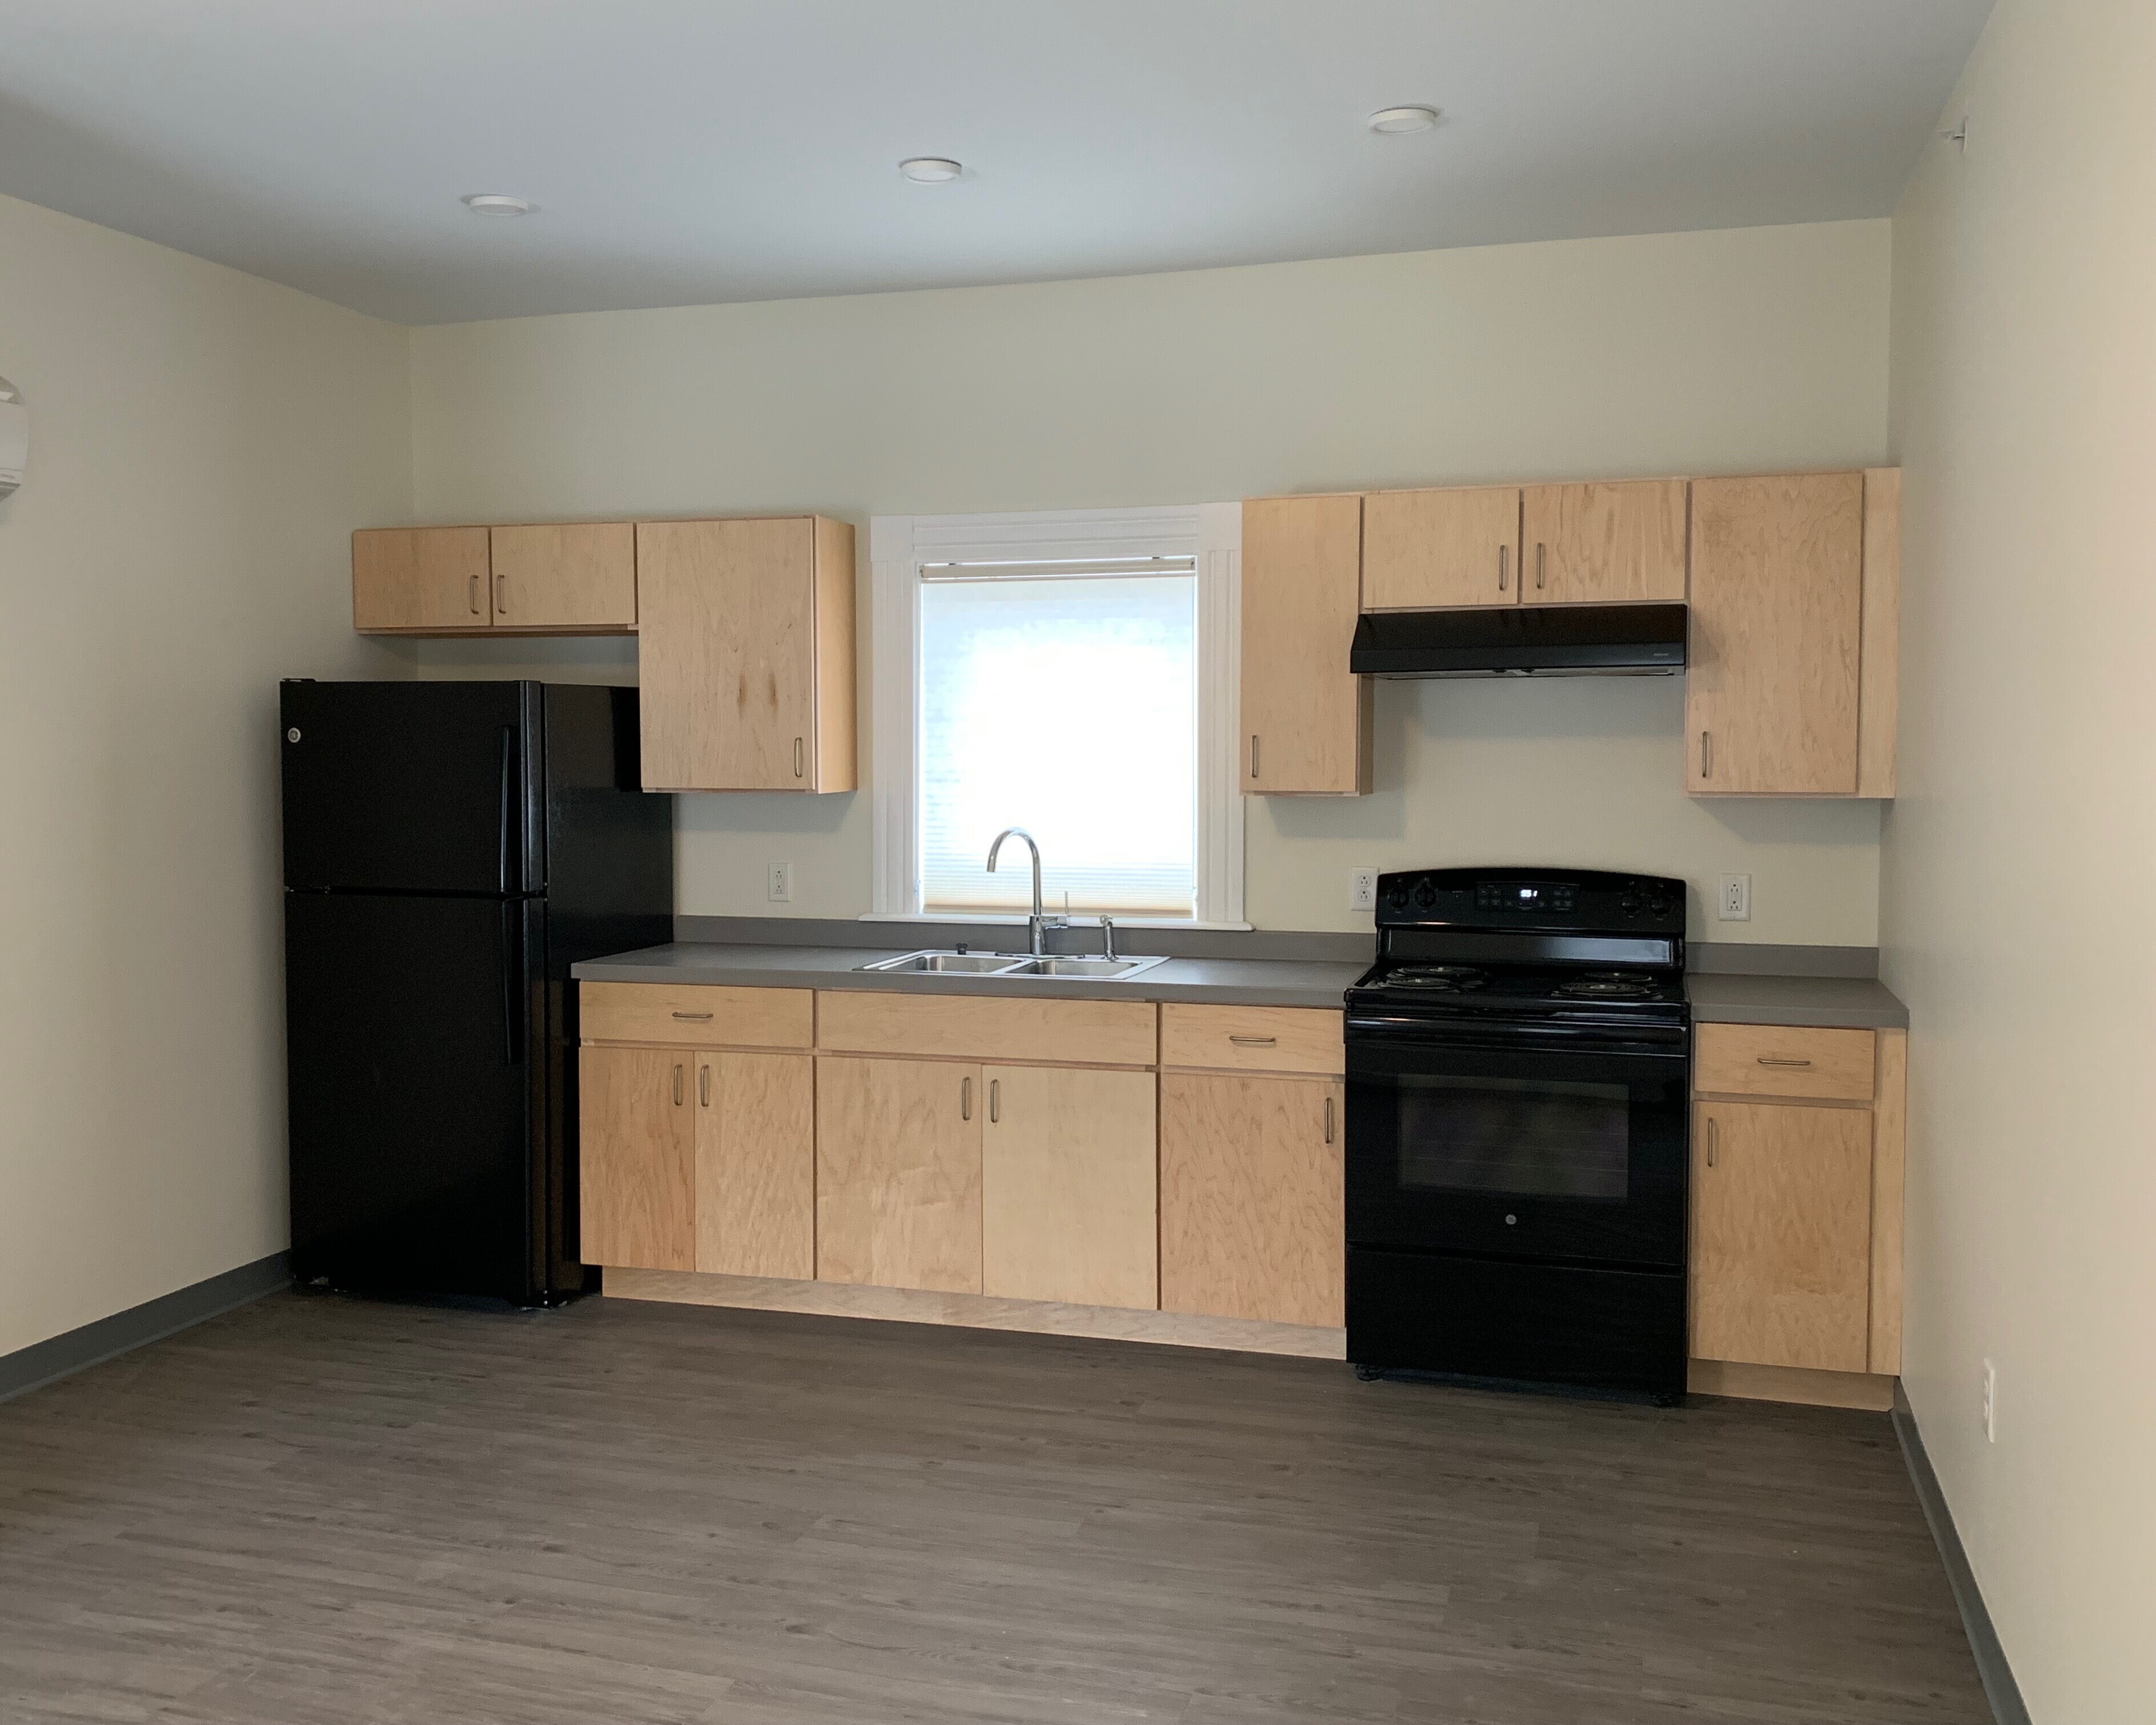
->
[1240, 494, 1370, 796]
[815, 1055, 983, 1295]
[636, 515, 857, 793]
[1691, 1099, 1873, 1373]
[488, 523, 637, 633]
[1686, 472, 1866, 795]
[1361, 486, 1521, 609]
[1159, 1070, 1344, 1328]
[352, 527, 492, 633]
[579, 1044, 695, 1271]
[694, 1051, 814, 1280]
[982, 1065, 1157, 1311]
[1520, 480, 1687, 606]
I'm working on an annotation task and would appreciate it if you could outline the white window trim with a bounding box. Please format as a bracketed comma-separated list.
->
[869, 502, 1245, 928]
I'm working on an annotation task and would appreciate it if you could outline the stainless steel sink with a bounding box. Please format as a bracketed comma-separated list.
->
[855, 949, 1169, 981]
[858, 951, 1032, 974]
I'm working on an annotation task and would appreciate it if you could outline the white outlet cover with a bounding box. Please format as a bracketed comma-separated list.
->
[1350, 867, 1379, 912]
[1717, 873, 1751, 921]
[768, 862, 793, 903]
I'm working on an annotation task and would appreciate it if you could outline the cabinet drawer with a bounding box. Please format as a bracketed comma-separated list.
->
[1160, 1005, 1344, 1076]
[815, 990, 1157, 1068]
[581, 982, 812, 1049]
[1694, 1023, 1875, 1103]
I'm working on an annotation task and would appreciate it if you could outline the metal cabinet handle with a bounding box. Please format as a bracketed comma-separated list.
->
[1229, 1035, 1277, 1047]
[1249, 735, 1260, 779]
[672, 1063, 683, 1107]
[793, 737, 805, 779]
[1324, 1095, 1336, 1145]
[989, 1078, 1000, 1124]
[699, 1064, 711, 1108]
[961, 1076, 972, 1121]
[495, 572, 507, 615]
[1701, 730, 1713, 779]
[1757, 1057, 1814, 1068]
[1498, 546, 1509, 591]
[469, 571, 482, 616]
[671, 1010, 713, 1021]
[1536, 543, 1547, 590]
[1706, 1115, 1718, 1167]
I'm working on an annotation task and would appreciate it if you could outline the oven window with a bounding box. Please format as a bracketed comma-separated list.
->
[1395, 1074, 1629, 1201]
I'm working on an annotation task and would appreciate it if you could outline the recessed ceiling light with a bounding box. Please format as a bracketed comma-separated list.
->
[1367, 106, 1441, 135]
[898, 157, 963, 184]
[461, 193, 536, 216]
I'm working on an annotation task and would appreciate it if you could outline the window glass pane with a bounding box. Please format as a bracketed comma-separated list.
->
[919, 573, 1196, 916]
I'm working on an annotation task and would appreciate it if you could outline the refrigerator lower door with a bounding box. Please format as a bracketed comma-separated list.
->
[285, 891, 546, 1303]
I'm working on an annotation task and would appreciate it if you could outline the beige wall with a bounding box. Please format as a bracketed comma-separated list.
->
[411, 221, 1891, 943]
[1884, 2, 2156, 1717]
[0, 194, 413, 1358]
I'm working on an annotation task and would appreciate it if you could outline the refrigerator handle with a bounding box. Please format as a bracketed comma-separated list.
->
[496, 725, 516, 894]
[500, 901, 526, 1066]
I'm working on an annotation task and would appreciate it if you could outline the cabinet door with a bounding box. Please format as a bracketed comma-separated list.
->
[579, 1045, 694, 1271]
[489, 523, 636, 632]
[1686, 473, 1864, 794]
[1240, 495, 1368, 795]
[352, 527, 491, 632]
[1692, 1100, 1872, 1371]
[637, 517, 818, 791]
[1361, 486, 1520, 609]
[695, 1051, 814, 1280]
[1160, 1072, 1344, 1327]
[815, 1056, 983, 1294]
[983, 1066, 1157, 1310]
[1520, 480, 1687, 606]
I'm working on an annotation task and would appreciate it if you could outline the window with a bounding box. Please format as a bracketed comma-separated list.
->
[870, 506, 1244, 926]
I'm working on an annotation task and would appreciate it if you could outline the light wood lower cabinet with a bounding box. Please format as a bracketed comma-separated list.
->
[695, 1051, 814, 1280]
[580, 1045, 695, 1271]
[814, 1056, 983, 1295]
[1691, 1099, 1873, 1372]
[1159, 1071, 1344, 1328]
[982, 1065, 1157, 1310]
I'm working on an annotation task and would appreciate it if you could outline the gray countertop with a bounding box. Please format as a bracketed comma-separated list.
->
[572, 940, 1908, 1027]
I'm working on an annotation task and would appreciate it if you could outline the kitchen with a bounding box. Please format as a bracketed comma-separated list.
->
[0, 4, 2147, 1723]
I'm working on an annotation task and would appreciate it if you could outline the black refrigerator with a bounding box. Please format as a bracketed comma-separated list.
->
[280, 680, 672, 1305]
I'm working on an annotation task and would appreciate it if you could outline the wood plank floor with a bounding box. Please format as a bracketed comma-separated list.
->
[0, 1291, 1990, 1724]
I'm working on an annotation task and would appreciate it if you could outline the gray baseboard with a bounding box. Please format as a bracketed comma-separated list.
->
[1893, 1384, 2031, 1725]
[0, 1251, 292, 1406]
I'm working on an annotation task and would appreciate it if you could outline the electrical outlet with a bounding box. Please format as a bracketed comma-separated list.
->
[1349, 867, 1379, 913]
[1718, 873, 1751, 921]
[768, 862, 794, 904]
[1982, 1359, 1997, 1443]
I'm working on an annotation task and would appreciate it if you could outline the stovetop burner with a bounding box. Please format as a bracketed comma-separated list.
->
[1549, 971, 1659, 1001]
[1383, 964, 1489, 992]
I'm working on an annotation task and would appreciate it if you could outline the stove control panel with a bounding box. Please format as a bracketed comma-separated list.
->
[1377, 867, 1686, 935]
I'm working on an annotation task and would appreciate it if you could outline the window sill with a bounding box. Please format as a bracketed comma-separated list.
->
[858, 912, 1256, 932]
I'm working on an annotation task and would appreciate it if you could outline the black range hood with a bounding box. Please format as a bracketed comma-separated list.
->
[1350, 602, 1687, 678]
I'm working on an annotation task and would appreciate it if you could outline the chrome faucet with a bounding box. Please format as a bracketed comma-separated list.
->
[986, 827, 1065, 956]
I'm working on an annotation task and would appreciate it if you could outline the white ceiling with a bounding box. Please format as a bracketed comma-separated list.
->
[0, 1, 1992, 326]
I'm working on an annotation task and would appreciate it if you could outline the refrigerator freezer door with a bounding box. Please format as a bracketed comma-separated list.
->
[285, 891, 545, 1302]
[280, 681, 542, 895]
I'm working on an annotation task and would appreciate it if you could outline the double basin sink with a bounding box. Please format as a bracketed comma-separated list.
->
[858, 949, 1171, 981]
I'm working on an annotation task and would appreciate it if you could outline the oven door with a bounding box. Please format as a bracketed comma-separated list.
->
[1345, 1017, 1688, 1271]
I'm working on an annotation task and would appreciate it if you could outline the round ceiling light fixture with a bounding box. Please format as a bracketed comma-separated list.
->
[898, 157, 963, 183]
[1367, 106, 1441, 135]
[461, 193, 536, 216]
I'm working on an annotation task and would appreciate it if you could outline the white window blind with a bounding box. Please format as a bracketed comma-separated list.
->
[918, 561, 1197, 917]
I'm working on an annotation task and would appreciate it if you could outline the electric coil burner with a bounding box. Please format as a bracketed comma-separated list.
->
[1344, 867, 1691, 1403]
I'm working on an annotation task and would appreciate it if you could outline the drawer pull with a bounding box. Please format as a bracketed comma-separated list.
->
[671, 1010, 714, 1021]
[1229, 1035, 1277, 1047]
[1757, 1057, 1814, 1068]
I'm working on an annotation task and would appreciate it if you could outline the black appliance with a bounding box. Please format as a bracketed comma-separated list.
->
[280, 680, 672, 1306]
[1349, 603, 1686, 678]
[1345, 867, 1690, 1401]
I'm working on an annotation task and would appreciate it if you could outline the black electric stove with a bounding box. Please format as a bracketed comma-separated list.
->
[1344, 867, 1691, 1402]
